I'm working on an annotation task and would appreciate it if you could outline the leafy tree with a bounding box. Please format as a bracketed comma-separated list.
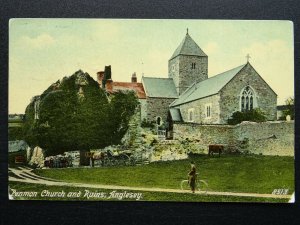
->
[8, 127, 24, 141]
[107, 91, 139, 145]
[23, 70, 138, 165]
[282, 97, 294, 120]
[228, 108, 267, 125]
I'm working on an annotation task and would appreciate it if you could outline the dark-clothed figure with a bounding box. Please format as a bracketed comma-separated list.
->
[188, 162, 197, 193]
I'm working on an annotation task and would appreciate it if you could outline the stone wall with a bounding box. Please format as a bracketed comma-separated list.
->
[179, 94, 221, 124]
[219, 63, 277, 123]
[28, 146, 45, 167]
[169, 55, 208, 95]
[145, 97, 177, 123]
[139, 99, 147, 121]
[150, 141, 188, 162]
[173, 123, 233, 153]
[173, 121, 294, 156]
[233, 121, 294, 155]
[168, 57, 180, 94]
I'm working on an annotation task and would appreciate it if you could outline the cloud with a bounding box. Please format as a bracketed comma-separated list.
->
[20, 33, 55, 49]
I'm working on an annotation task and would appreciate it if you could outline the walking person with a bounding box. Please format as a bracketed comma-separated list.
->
[188, 161, 197, 193]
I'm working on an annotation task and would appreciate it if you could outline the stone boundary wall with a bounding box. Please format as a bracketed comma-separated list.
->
[173, 121, 294, 156]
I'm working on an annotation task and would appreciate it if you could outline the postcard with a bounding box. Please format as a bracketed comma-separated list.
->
[8, 19, 294, 202]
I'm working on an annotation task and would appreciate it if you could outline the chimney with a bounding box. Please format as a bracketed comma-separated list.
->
[97, 71, 105, 88]
[131, 72, 137, 83]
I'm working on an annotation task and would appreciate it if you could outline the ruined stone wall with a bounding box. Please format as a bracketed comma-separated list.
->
[173, 123, 234, 153]
[173, 121, 294, 156]
[139, 99, 147, 121]
[233, 121, 294, 156]
[28, 146, 45, 167]
[219, 63, 277, 124]
[179, 94, 221, 124]
[145, 97, 177, 123]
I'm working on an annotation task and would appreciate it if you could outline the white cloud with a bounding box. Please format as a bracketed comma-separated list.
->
[20, 33, 55, 49]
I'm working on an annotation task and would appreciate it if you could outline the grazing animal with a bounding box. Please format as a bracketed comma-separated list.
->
[208, 144, 224, 157]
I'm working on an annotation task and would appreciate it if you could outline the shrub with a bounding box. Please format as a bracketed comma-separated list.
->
[141, 119, 155, 128]
[227, 108, 267, 125]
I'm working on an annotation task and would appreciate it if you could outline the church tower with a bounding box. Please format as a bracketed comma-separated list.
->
[168, 30, 208, 95]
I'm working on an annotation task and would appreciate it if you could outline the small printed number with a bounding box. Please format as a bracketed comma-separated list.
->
[272, 189, 289, 195]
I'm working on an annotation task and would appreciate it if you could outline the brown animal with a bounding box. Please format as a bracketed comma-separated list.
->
[208, 144, 224, 157]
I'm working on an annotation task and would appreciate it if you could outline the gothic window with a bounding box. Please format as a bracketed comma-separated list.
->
[191, 63, 196, 69]
[240, 86, 255, 112]
[205, 104, 212, 118]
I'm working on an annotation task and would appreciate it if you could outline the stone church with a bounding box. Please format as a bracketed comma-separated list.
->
[98, 30, 277, 127]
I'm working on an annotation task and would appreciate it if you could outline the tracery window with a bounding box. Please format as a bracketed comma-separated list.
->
[240, 86, 255, 112]
[205, 104, 212, 118]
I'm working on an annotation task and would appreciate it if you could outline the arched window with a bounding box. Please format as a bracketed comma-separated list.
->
[205, 103, 212, 118]
[240, 86, 256, 112]
[156, 116, 161, 126]
[188, 108, 194, 122]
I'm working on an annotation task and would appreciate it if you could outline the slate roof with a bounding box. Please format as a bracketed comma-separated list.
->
[170, 33, 207, 60]
[277, 105, 289, 111]
[169, 108, 182, 122]
[109, 82, 146, 99]
[142, 77, 178, 98]
[170, 64, 246, 107]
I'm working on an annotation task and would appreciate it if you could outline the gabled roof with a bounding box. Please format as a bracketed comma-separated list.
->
[170, 33, 207, 60]
[169, 108, 182, 122]
[170, 64, 246, 107]
[110, 82, 146, 99]
[142, 77, 178, 98]
[277, 105, 290, 111]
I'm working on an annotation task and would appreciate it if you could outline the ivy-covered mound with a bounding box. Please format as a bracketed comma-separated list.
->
[23, 70, 138, 157]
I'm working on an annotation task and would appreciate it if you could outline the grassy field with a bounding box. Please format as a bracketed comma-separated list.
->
[9, 182, 289, 202]
[33, 154, 294, 195]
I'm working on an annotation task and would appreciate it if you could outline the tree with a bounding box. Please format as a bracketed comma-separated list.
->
[282, 97, 294, 120]
[228, 108, 267, 125]
[107, 91, 139, 145]
[23, 70, 138, 165]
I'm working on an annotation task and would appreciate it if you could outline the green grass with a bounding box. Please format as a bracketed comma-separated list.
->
[9, 182, 289, 203]
[33, 154, 295, 194]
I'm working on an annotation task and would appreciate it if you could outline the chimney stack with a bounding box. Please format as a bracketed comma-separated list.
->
[97, 71, 105, 88]
[131, 72, 137, 83]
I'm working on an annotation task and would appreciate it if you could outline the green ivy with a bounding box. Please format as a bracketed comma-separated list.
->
[23, 70, 138, 157]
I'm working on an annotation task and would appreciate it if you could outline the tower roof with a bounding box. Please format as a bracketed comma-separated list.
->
[170, 32, 207, 60]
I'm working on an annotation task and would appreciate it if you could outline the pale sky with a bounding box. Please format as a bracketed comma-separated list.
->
[9, 19, 294, 114]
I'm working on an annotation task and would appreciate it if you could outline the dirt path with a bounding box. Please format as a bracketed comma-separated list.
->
[9, 167, 292, 199]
